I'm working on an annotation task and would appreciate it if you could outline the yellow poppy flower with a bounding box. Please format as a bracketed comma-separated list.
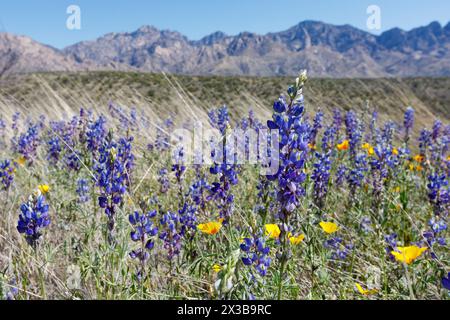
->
[212, 264, 222, 273]
[362, 143, 374, 155]
[355, 283, 378, 296]
[391, 246, 427, 264]
[416, 165, 423, 172]
[409, 164, 415, 171]
[288, 233, 305, 245]
[394, 186, 400, 193]
[392, 148, 399, 155]
[17, 156, 26, 166]
[197, 221, 222, 235]
[265, 224, 281, 239]
[38, 184, 50, 194]
[308, 143, 316, 150]
[319, 221, 339, 234]
[337, 140, 349, 151]
[413, 155, 424, 163]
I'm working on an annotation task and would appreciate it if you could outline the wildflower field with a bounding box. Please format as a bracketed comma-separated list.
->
[0, 72, 449, 300]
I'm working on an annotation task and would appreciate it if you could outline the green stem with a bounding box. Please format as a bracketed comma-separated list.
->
[277, 219, 288, 300]
[277, 254, 287, 300]
[404, 264, 416, 300]
[35, 249, 46, 299]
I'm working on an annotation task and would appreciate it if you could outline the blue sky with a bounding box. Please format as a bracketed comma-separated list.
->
[0, 0, 449, 48]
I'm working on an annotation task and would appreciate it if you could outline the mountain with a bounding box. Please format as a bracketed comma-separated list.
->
[0, 33, 97, 76]
[2, 20, 450, 77]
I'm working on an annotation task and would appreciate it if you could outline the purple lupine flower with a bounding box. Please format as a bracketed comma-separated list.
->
[265, 73, 309, 278]
[419, 129, 432, 157]
[266, 94, 309, 215]
[360, 216, 373, 234]
[208, 162, 238, 222]
[17, 193, 50, 248]
[335, 164, 347, 187]
[157, 168, 170, 194]
[404, 107, 414, 144]
[76, 178, 90, 203]
[153, 117, 174, 152]
[429, 119, 446, 166]
[86, 116, 107, 153]
[94, 132, 131, 243]
[421, 217, 447, 258]
[427, 173, 449, 216]
[332, 108, 342, 133]
[3, 277, 19, 300]
[404, 107, 414, 131]
[345, 111, 363, 158]
[178, 203, 198, 239]
[309, 110, 324, 146]
[118, 136, 135, 186]
[208, 106, 229, 135]
[380, 121, 397, 146]
[189, 173, 210, 211]
[370, 143, 399, 199]
[432, 120, 442, 142]
[15, 123, 40, 165]
[58, 116, 79, 150]
[159, 211, 182, 259]
[384, 233, 398, 261]
[0, 160, 15, 191]
[47, 137, 62, 165]
[241, 109, 263, 132]
[171, 146, 187, 202]
[11, 112, 20, 132]
[207, 106, 239, 223]
[324, 237, 353, 260]
[347, 153, 368, 191]
[442, 273, 450, 291]
[254, 175, 275, 224]
[311, 151, 332, 209]
[240, 235, 272, 277]
[321, 126, 337, 152]
[129, 210, 158, 279]
[46, 116, 81, 172]
[65, 151, 82, 171]
[442, 125, 450, 158]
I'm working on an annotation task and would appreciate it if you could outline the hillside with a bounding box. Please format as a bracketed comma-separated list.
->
[0, 72, 448, 140]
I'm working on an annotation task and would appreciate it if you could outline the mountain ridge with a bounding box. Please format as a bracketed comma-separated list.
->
[1, 20, 450, 77]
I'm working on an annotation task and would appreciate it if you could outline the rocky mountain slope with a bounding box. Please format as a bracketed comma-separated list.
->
[1, 20, 450, 77]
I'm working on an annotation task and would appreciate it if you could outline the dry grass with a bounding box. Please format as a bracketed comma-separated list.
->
[0, 72, 448, 136]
